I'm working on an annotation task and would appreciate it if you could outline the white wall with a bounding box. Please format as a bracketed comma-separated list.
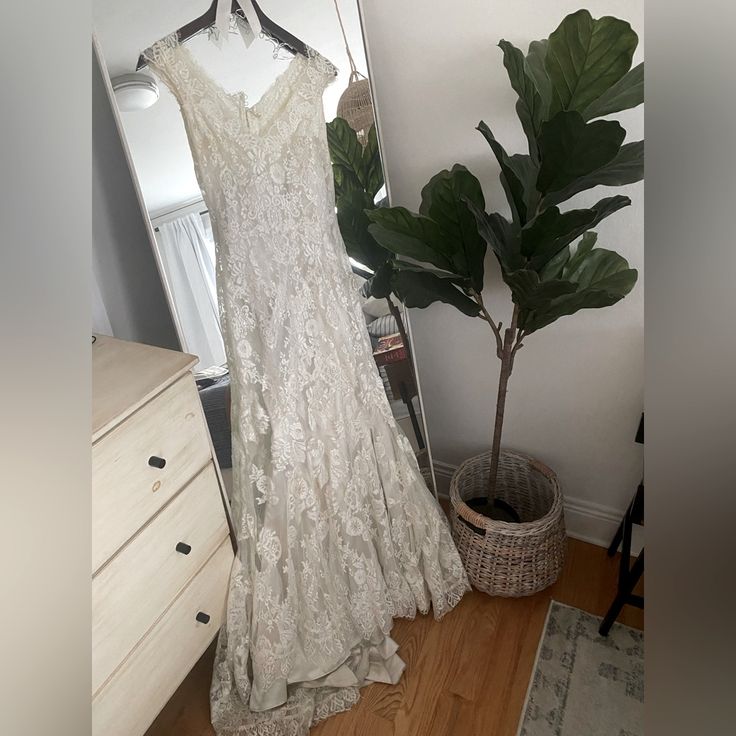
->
[361, 0, 644, 546]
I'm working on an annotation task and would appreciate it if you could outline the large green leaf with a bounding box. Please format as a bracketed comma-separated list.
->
[537, 111, 625, 195]
[524, 195, 631, 269]
[331, 164, 360, 200]
[561, 244, 635, 288]
[463, 198, 525, 272]
[545, 9, 638, 116]
[504, 269, 578, 310]
[519, 239, 638, 332]
[525, 39, 552, 112]
[498, 40, 545, 161]
[391, 268, 481, 317]
[419, 164, 487, 290]
[477, 121, 538, 225]
[367, 166, 488, 293]
[361, 124, 384, 199]
[326, 117, 383, 198]
[335, 189, 388, 270]
[559, 231, 598, 279]
[541, 140, 644, 208]
[541, 231, 598, 280]
[521, 206, 594, 260]
[509, 153, 542, 220]
[366, 207, 455, 271]
[582, 62, 644, 121]
[363, 259, 393, 299]
[386, 261, 467, 281]
[363, 260, 466, 301]
[326, 118, 364, 181]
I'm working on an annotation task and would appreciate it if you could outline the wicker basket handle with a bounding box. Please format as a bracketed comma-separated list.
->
[529, 457, 554, 480]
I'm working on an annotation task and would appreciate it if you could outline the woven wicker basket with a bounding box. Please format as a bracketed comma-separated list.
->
[449, 448, 566, 597]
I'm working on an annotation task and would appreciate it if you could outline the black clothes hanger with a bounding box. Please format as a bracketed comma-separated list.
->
[136, 0, 311, 71]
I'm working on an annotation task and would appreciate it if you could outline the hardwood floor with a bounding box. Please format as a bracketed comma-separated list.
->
[144, 538, 643, 736]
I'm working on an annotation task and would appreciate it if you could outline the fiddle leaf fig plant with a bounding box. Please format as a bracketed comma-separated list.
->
[366, 9, 643, 509]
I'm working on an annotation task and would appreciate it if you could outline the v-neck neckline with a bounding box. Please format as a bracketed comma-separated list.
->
[170, 38, 307, 117]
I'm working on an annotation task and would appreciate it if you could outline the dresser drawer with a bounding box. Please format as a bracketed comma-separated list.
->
[92, 374, 212, 572]
[92, 539, 233, 736]
[92, 463, 229, 695]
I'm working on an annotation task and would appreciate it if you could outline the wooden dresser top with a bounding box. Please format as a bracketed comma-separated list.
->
[92, 335, 197, 442]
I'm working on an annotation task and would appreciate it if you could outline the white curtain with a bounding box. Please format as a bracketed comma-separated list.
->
[156, 212, 226, 370]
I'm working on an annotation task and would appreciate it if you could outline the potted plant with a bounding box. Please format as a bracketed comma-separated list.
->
[365, 9, 644, 596]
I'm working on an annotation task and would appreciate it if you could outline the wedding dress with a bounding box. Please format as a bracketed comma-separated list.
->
[144, 35, 469, 736]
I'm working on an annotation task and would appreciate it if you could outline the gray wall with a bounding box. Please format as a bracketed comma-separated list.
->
[92, 45, 180, 351]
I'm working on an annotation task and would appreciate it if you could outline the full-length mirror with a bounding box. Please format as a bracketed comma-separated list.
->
[92, 0, 436, 497]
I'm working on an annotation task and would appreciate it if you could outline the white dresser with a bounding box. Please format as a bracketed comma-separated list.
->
[92, 335, 234, 736]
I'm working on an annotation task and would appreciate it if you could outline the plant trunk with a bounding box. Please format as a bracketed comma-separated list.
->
[487, 307, 519, 502]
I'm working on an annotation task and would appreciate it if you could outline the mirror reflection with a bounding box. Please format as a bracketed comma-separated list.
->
[93, 0, 435, 493]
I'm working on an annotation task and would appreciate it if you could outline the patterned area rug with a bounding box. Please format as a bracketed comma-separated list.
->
[517, 601, 644, 736]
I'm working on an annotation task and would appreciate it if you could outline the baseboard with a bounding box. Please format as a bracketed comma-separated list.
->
[563, 496, 644, 554]
[433, 460, 643, 554]
[433, 460, 457, 496]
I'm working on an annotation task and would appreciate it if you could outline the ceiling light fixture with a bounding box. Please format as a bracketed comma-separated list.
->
[111, 73, 159, 112]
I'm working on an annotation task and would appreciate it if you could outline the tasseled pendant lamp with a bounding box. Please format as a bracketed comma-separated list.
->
[332, 0, 374, 145]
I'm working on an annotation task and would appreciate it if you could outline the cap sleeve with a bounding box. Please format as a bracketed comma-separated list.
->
[141, 34, 209, 107]
[304, 47, 338, 94]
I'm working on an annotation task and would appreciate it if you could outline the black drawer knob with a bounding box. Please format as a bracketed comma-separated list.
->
[196, 611, 210, 624]
[148, 456, 166, 469]
[176, 542, 192, 555]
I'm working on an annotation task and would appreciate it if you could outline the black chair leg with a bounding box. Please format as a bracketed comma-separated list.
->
[607, 517, 625, 556]
[599, 549, 644, 636]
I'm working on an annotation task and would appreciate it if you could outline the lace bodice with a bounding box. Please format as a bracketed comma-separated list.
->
[144, 33, 468, 736]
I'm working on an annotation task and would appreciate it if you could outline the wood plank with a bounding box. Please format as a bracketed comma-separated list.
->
[444, 591, 500, 702]
[360, 611, 434, 722]
[427, 690, 478, 735]
[388, 597, 474, 736]
[354, 711, 394, 736]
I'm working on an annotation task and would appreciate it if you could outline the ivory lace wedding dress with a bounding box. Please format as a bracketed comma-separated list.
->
[145, 36, 469, 736]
